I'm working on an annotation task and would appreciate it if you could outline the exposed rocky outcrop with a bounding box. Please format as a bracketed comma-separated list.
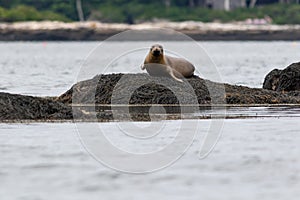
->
[57, 73, 300, 105]
[1, 69, 300, 122]
[0, 92, 72, 121]
[263, 62, 300, 93]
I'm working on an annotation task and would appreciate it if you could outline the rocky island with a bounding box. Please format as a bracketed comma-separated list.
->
[0, 62, 299, 122]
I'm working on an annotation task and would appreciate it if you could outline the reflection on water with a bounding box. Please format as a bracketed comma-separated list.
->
[196, 106, 300, 118]
[70, 105, 300, 122]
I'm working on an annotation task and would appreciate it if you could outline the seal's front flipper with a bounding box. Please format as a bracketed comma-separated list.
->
[169, 68, 183, 83]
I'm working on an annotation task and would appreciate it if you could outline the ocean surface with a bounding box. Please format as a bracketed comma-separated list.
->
[0, 41, 300, 200]
[1, 41, 300, 96]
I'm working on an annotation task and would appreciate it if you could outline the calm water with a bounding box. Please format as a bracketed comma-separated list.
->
[0, 41, 300, 96]
[1, 119, 300, 200]
[0, 42, 300, 200]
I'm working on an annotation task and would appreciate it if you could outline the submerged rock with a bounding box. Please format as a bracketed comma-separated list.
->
[263, 62, 300, 92]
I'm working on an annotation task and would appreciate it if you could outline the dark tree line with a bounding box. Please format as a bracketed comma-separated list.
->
[0, 0, 211, 21]
[0, 0, 300, 23]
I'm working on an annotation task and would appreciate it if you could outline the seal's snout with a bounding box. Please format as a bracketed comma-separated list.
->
[151, 44, 163, 57]
[153, 49, 161, 56]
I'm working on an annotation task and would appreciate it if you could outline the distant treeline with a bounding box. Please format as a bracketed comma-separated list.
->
[0, 0, 300, 24]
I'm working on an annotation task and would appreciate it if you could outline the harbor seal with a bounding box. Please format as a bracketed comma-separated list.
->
[141, 44, 195, 82]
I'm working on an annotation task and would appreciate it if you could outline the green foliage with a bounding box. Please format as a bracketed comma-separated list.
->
[50, 2, 77, 20]
[0, 1, 300, 24]
[87, 3, 300, 24]
[0, 5, 70, 22]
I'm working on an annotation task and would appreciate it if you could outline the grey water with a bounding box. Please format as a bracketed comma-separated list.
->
[0, 41, 300, 200]
[1, 41, 300, 96]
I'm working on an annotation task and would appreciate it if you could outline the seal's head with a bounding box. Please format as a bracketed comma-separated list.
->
[150, 44, 164, 57]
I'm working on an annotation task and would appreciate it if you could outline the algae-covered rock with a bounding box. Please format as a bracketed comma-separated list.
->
[263, 62, 300, 92]
[1, 69, 300, 121]
[57, 73, 300, 105]
[0, 92, 72, 120]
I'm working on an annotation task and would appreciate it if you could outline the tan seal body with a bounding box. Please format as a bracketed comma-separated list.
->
[141, 44, 195, 82]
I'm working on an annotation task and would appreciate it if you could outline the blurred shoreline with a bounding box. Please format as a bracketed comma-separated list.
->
[1, 21, 300, 41]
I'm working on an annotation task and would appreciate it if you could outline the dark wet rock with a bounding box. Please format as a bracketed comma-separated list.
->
[0, 92, 72, 120]
[57, 73, 224, 105]
[287, 91, 300, 97]
[263, 69, 281, 91]
[263, 62, 300, 92]
[1, 72, 300, 122]
[57, 73, 300, 105]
